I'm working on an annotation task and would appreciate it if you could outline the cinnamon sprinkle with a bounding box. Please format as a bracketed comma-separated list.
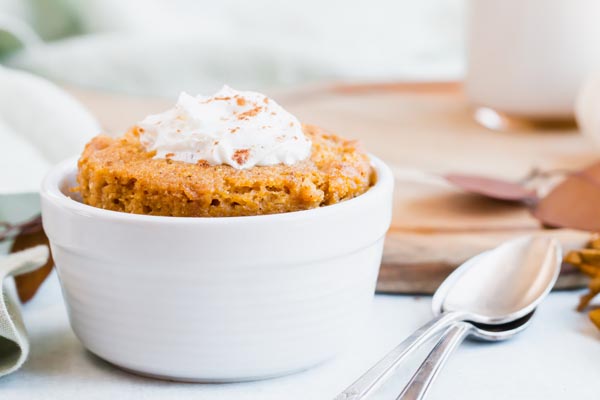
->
[237, 106, 262, 120]
[232, 149, 250, 165]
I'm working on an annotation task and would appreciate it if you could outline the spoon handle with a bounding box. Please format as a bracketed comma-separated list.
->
[396, 322, 472, 400]
[333, 312, 462, 400]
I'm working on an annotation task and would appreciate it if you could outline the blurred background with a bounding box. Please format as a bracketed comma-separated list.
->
[0, 0, 465, 96]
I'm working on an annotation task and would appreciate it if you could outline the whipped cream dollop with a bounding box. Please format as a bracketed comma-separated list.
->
[137, 86, 312, 169]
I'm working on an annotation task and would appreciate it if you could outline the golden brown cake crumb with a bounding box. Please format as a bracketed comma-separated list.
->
[76, 125, 374, 217]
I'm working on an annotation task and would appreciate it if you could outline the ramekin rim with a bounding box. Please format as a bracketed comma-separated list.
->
[41, 154, 393, 225]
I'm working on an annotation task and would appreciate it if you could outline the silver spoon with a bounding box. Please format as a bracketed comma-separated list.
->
[334, 236, 561, 400]
[396, 235, 561, 399]
[396, 312, 536, 400]
[396, 299, 538, 399]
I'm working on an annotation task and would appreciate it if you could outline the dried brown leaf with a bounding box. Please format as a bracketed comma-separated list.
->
[580, 161, 600, 185]
[575, 249, 600, 266]
[564, 243, 600, 323]
[11, 228, 54, 303]
[564, 251, 583, 265]
[444, 173, 537, 203]
[589, 235, 600, 250]
[533, 175, 600, 231]
[590, 308, 600, 330]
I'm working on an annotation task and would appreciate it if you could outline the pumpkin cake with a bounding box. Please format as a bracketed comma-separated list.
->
[76, 87, 374, 217]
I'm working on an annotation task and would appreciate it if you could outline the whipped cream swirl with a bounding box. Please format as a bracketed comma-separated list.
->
[137, 86, 312, 169]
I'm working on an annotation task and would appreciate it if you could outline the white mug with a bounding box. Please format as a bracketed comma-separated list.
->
[466, 0, 600, 121]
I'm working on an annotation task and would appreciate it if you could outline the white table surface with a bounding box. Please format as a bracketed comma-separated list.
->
[2, 270, 599, 400]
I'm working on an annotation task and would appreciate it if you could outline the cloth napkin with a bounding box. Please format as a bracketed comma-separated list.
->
[1, 2, 463, 97]
[0, 245, 49, 377]
[0, 17, 100, 379]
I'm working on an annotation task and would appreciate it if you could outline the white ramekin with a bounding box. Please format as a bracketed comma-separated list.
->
[40, 156, 394, 382]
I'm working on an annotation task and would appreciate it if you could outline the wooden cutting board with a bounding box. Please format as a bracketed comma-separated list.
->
[67, 82, 599, 293]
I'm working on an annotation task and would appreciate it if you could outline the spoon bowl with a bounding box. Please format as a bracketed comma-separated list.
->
[432, 236, 561, 327]
[465, 311, 535, 341]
